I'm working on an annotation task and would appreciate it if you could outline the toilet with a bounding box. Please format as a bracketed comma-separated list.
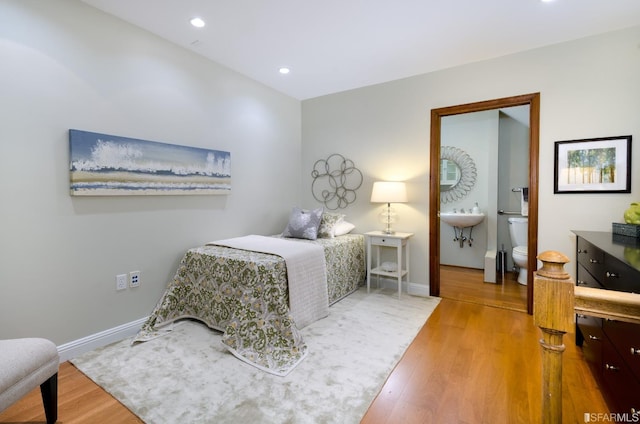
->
[508, 217, 528, 285]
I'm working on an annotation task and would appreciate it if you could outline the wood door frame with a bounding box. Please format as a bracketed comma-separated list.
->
[429, 93, 540, 314]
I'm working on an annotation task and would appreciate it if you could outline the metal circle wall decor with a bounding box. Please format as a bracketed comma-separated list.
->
[311, 154, 363, 210]
[440, 146, 477, 204]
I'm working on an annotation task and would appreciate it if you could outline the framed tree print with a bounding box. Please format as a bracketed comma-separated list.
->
[554, 135, 631, 194]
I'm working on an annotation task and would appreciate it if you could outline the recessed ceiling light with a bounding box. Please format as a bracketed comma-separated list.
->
[190, 17, 205, 28]
[279, 67, 290, 75]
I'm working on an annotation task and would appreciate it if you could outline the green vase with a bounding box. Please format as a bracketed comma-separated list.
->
[624, 202, 640, 225]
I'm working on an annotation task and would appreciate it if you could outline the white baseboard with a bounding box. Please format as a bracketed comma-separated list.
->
[369, 277, 430, 297]
[408, 282, 430, 297]
[57, 316, 148, 363]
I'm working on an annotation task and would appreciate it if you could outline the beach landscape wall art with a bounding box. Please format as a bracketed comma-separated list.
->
[69, 130, 231, 196]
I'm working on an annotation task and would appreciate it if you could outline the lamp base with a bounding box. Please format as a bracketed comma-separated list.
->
[379, 203, 397, 235]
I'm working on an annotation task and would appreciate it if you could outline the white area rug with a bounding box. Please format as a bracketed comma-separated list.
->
[72, 287, 440, 424]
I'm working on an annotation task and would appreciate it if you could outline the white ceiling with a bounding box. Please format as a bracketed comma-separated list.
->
[80, 0, 640, 100]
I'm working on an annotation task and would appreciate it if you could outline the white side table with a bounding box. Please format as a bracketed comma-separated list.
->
[365, 231, 414, 298]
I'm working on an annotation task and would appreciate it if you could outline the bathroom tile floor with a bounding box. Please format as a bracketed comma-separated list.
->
[439, 265, 528, 312]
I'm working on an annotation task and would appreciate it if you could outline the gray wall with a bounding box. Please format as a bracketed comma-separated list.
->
[0, 1, 301, 344]
[497, 112, 530, 271]
[439, 110, 496, 269]
[301, 25, 640, 289]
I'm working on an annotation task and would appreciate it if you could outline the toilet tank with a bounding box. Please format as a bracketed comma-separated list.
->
[508, 217, 528, 247]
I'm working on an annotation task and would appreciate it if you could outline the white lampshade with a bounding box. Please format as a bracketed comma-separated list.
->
[370, 181, 407, 204]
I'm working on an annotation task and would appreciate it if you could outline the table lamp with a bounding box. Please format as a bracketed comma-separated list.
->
[370, 181, 407, 234]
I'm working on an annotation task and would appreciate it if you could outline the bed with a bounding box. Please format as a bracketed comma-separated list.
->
[133, 229, 365, 376]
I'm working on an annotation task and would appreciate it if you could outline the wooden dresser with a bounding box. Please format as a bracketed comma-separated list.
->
[574, 231, 640, 414]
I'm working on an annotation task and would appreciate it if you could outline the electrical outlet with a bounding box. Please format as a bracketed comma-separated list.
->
[116, 274, 127, 291]
[129, 270, 140, 288]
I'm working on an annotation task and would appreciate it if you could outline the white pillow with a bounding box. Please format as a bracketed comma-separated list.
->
[333, 220, 355, 236]
[282, 207, 323, 240]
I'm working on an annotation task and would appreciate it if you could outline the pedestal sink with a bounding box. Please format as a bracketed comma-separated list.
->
[439, 211, 485, 247]
[439, 211, 485, 228]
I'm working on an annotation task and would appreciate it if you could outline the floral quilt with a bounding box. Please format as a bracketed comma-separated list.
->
[134, 234, 365, 376]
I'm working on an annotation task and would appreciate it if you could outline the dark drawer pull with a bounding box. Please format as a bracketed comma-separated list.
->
[605, 271, 618, 278]
[605, 363, 620, 371]
[589, 259, 599, 264]
[578, 249, 587, 253]
[588, 335, 600, 341]
[577, 314, 587, 319]
[632, 347, 640, 355]
[577, 280, 588, 286]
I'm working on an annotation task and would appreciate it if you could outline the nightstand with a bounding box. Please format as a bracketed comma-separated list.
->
[365, 231, 414, 298]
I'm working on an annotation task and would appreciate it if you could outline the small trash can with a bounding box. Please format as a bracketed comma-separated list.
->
[496, 245, 507, 283]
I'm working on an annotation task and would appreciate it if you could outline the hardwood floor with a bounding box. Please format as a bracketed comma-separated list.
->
[0, 361, 143, 423]
[1, 277, 608, 423]
[439, 264, 528, 312]
[361, 298, 608, 423]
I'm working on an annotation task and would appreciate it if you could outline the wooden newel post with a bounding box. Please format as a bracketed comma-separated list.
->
[533, 250, 575, 424]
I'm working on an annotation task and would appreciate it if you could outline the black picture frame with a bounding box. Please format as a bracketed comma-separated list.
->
[554, 135, 632, 194]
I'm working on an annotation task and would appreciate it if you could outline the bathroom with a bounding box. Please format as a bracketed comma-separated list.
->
[439, 106, 530, 286]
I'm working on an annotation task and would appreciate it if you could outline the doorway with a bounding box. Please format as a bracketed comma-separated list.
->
[428, 93, 540, 314]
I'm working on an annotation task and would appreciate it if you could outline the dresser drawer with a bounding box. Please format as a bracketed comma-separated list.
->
[602, 254, 640, 292]
[601, 341, 640, 414]
[576, 264, 604, 289]
[577, 315, 604, 374]
[604, 319, 640, 381]
[577, 238, 605, 281]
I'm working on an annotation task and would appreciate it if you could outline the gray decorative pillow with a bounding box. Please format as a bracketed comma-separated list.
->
[283, 207, 323, 240]
[318, 212, 345, 238]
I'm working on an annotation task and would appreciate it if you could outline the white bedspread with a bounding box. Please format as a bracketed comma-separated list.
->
[207, 235, 329, 328]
